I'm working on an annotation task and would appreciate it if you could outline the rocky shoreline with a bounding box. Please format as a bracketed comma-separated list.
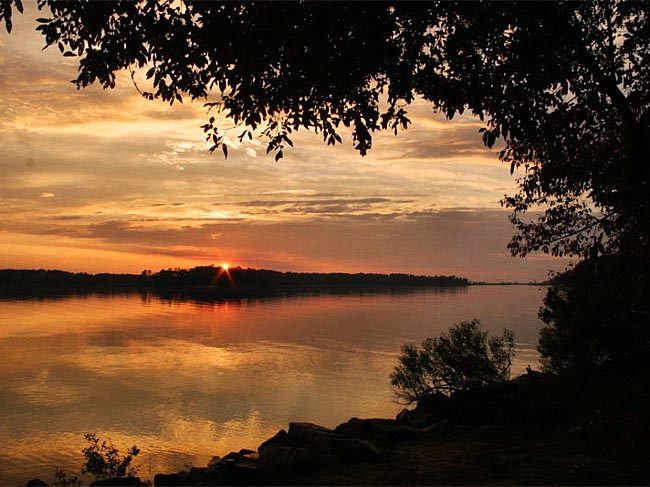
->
[25, 371, 557, 487]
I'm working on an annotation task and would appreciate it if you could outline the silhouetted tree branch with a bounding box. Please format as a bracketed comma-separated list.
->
[2, 1, 648, 261]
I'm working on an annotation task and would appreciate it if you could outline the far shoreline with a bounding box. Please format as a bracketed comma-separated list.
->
[1, 266, 472, 300]
[0, 266, 548, 301]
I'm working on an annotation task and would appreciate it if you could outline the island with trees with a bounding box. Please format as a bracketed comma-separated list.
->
[0, 266, 470, 300]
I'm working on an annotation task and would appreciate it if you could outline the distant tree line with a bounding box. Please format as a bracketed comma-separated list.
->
[146, 266, 468, 289]
[0, 266, 468, 298]
[0, 269, 138, 296]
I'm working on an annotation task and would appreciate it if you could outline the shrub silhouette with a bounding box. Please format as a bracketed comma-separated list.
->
[391, 319, 515, 403]
[80, 433, 140, 481]
[52, 468, 81, 487]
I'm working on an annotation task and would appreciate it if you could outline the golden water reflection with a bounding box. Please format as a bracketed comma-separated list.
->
[0, 286, 546, 485]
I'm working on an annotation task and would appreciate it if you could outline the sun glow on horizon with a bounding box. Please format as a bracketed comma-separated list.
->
[214, 262, 236, 288]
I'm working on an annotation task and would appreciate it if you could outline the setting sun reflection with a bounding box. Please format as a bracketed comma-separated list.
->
[0, 288, 546, 485]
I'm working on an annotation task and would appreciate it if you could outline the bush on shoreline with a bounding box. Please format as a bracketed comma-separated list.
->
[391, 320, 516, 403]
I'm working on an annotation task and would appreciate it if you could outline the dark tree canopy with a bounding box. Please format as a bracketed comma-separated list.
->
[1, 0, 649, 261]
[538, 254, 650, 373]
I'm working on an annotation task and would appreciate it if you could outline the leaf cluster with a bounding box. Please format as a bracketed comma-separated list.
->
[0, 0, 23, 33]
[391, 319, 515, 404]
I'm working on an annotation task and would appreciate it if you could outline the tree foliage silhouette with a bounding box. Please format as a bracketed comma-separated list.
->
[538, 254, 650, 373]
[1, 1, 648, 261]
[81, 433, 140, 481]
[2, 0, 649, 374]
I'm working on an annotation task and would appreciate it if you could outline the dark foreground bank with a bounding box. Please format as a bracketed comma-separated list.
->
[25, 367, 650, 486]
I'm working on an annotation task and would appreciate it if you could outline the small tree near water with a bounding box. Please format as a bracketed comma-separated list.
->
[391, 319, 516, 404]
[53, 434, 140, 486]
[80, 433, 140, 480]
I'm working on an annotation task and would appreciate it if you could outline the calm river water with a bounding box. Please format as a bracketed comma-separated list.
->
[0, 285, 546, 485]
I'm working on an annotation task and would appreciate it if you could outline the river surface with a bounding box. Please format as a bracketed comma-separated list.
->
[0, 285, 546, 485]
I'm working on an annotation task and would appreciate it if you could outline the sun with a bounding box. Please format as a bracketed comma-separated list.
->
[212, 262, 235, 288]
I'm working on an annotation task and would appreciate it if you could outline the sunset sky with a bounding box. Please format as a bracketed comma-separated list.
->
[0, 6, 569, 282]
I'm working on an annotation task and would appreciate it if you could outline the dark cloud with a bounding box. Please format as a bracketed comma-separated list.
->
[281, 203, 390, 215]
[237, 197, 393, 207]
[234, 197, 419, 217]
[149, 202, 188, 208]
[51, 215, 84, 221]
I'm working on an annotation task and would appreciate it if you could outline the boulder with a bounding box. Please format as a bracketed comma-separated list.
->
[207, 455, 222, 466]
[258, 429, 290, 453]
[334, 418, 398, 440]
[396, 392, 450, 428]
[288, 422, 348, 452]
[258, 444, 318, 471]
[153, 473, 185, 486]
[184, 467, 208, 484]
[396, 407, 436, 429]
[258, 421, 384, 471]
[222, 451, 244, 461]
[421, 418, 450, 435]
[217, 451, 258, 464]
[90, 477, 148, 487]
[25, 480, 48, 487]
[375, 425, 422, 447]
[210, 455, 262, 485]
[339, 438, 381, 462]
